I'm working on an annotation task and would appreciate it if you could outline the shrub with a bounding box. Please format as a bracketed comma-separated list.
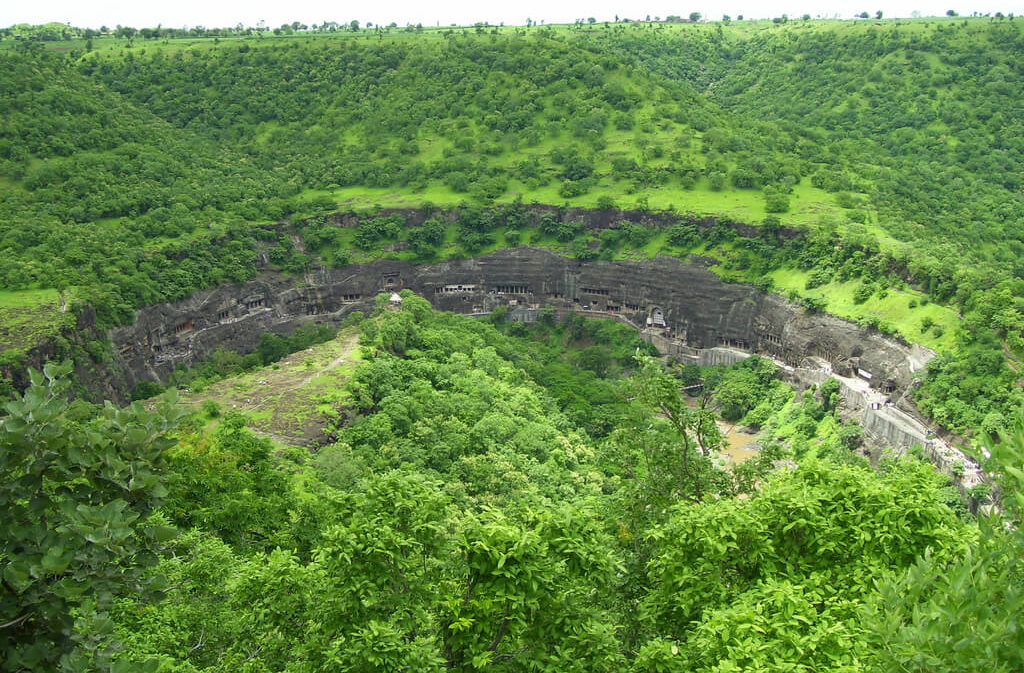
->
[802, 296, 826, 313]
[131, 380, 164, 400]
[764, 190, 790, 213]
[667, 223, 698, 248]
[853, 282, 875, 304]
[558, 180, 590, 198]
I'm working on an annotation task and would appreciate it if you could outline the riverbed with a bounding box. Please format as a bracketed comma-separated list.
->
[719, 422, 760, 463]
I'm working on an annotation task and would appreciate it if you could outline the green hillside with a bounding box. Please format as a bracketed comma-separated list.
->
[4, 16, 1024, 673]
[599, 18, 1024, 264]
[0, 18, 1023, 433]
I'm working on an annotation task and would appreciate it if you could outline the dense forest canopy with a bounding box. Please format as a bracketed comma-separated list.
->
[2, 15, 1024, 671]
[4, 19, 1024, 288]
[2, 17, 1023, 438]
[3, 297, 1023, 672]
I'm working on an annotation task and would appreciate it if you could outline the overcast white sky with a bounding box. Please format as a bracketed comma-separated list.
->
[4, 1, 1023, 30]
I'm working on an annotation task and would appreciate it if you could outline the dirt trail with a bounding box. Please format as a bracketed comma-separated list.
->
[247, 334, 358, 414]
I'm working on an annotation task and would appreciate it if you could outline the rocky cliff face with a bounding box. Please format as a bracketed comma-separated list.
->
[109, 247, 929, 400]
[102, 244, 991, 497]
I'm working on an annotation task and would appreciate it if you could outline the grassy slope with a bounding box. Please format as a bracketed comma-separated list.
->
[0, 17, 1007, 357]
[0, 289, 73, 358]
[327, 175, 842, 228]
[178, 327, 362, 446]
[767, 268, 959, 351]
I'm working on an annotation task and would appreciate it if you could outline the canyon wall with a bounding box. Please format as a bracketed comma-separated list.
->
[107, 245, 989, 492]
[110, 247, 927, 399]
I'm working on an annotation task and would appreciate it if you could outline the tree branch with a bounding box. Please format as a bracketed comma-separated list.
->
[0, 613, 30, 630]
[487, 617, 511, 652]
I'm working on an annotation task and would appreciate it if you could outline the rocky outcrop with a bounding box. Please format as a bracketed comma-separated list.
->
[109, 247, 928, 400]
[303, 205, 804, 241]
[96, 243, 1001, 506]
[665, 340, 986, 496]
[103, 244, 993, 494]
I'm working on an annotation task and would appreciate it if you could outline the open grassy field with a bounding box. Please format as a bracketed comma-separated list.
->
[327, 177, 848, 230]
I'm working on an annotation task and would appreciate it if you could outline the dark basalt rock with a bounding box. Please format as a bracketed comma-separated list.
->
[103, 245, 993, 498]
[109, 247, 930, 401]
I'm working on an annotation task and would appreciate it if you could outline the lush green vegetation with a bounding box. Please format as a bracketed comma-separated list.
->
[3, 297, 1021, 672]
[1, 17, 1023, 439]
[3, 16, 1023, 670]
[612, 18, 1024, 261]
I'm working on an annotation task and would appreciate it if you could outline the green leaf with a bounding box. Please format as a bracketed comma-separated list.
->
[41, 547, 71, 574]
[3, 562, 33, 592]
[471, 651, 494, 668]
[126, 426, 151, 447]
[111, 658, 144, 673]
[143, 525, 178, 542]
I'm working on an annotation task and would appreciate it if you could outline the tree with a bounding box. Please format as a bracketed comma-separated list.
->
[629, 355, 725, 502]
[839, 421, 864, 449]
[764, 189, 790, 213]
[713, 356, 780, 422]
[947, 9, 958, 16]
[640, 456, 964, 672]
[307, 470, 452, 672]
[442, 506, 623, 671]
[408, 217, 447, 256]
[0, 363, 184, 671]
[689, 12, 702, 22]
[862, 419, 1024, 672]
[714, 371, 759, 421]
[820, 377, 842, 413]
[349, 19, 360, 31]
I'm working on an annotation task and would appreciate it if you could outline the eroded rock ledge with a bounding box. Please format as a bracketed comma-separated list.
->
[108, 246, 987, 492]
[112, 246, 926, 392]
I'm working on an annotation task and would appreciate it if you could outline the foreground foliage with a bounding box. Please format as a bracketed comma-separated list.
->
[3, 299, 1018, 671]
[0, 362, 184, 671]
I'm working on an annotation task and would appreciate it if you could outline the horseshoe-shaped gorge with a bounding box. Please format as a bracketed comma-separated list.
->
[107, 242, 985, 493]
[7, 18, 1024, 670]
